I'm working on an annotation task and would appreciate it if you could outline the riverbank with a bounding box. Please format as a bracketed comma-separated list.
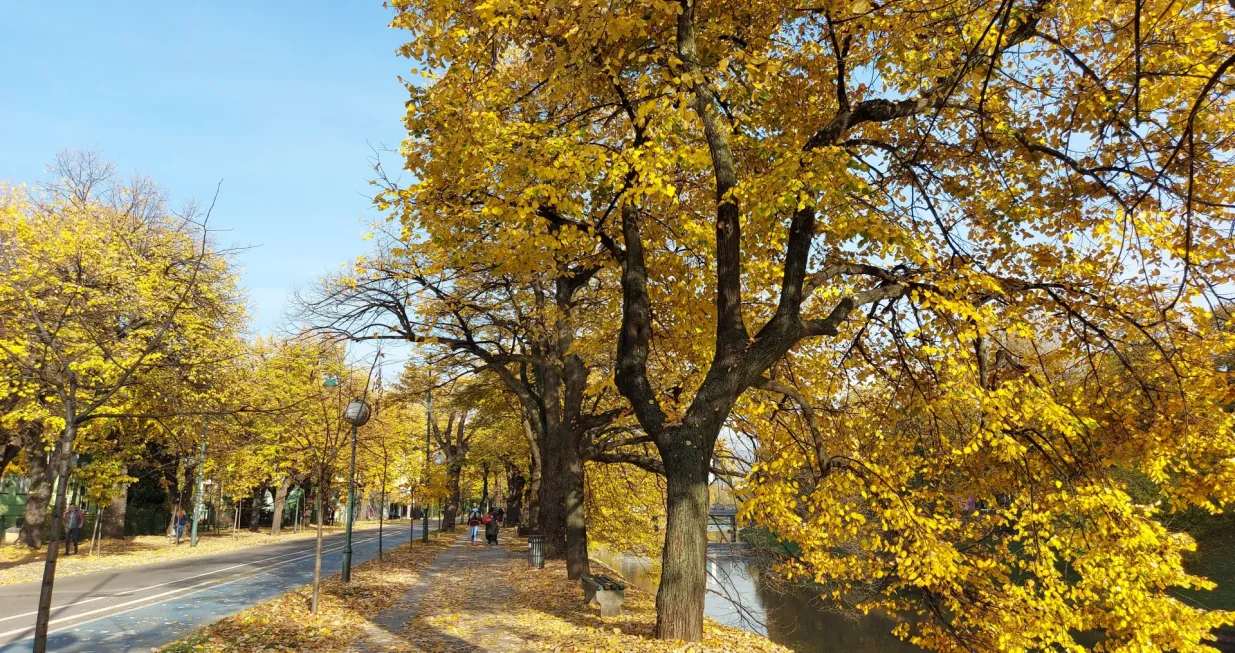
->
[593, 543, 924, 653]
[158, 532, 791, 652]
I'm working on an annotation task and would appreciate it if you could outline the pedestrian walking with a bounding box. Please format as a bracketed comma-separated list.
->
[494, 507, 505, 527]
[484, 510, 499, 545]
[63, 504, 84, 555]
[468, 503, 481, 545]
[174, 508, 189, 545]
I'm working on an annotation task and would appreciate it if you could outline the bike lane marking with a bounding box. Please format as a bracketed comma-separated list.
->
[0, 535, 378, 647]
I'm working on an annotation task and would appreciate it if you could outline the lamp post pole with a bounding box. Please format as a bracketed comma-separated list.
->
[342, 421, 358, 582]
[340, 396, 369, 584]
[422, 392, 431, 544]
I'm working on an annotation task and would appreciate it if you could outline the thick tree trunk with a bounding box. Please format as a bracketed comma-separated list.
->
[20, 425, 53, 548]
[563, 428, 589, 579]
[270, 477, 291, 536]
[538, 432, 567, 557]
[101, 482, 128, 539]
[248, 486, 262, 532]
[444, 462, 461, 531]
[654, 437, 712, 641]
[505, 464, 525, 528]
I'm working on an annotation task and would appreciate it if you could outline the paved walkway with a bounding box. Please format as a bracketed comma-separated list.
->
[354, 533, 523, 652]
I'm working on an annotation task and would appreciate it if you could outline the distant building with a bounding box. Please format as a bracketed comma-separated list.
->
[0, 474, 28, 536]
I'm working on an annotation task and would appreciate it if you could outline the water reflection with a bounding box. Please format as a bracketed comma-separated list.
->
[591, 547, 923, 653]
[708, 553, 923, 653]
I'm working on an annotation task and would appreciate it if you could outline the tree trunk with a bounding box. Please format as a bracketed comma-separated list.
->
[444, 460, 462, 530]
[521, 420, 540, 535]
[538, 433, 567, 557]
[480, 463, 490, 512]
[248, 486, 263, 532]
[654, 436, 712, 641]
[0, 443, 19, 479]
[505, 464, 525, 528]
[270, 477, 291, 536]
[563, 429, 590, 579]
[88, 507, 103, 554]
[311, 466, 324, 613]
[33, 417, 76, 651]
[163, 457, 183, 536]
[20, 424, 53, 548]
[101, 477, 128, 539]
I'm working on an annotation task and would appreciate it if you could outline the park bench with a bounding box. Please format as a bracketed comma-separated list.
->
[580, 573, 626, 617]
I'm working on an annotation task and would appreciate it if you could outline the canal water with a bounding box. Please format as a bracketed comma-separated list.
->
[593, 521, 1235, 652]
[590, 545, 923, 653]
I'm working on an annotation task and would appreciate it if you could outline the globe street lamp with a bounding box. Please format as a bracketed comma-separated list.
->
[341, 397, 370, 583]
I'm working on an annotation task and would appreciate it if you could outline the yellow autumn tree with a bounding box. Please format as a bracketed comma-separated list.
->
[245, 335, 371, 613]
[0, 164, 244, 651]
[385, 0, 1235, 648]
[298, 222, 644, 579]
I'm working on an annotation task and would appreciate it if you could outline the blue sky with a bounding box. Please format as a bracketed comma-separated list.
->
[0, 1, 412, 336]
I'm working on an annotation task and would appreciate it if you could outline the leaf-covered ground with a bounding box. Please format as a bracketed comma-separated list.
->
[0, 521, 382, 586]
[158, 532, 791, 652]
[156, 532, 454, 652]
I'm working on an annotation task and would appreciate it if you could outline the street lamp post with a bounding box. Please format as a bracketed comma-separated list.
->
[341, 397, 371, 583]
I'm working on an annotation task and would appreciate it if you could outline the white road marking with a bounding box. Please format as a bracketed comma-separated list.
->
[0, 533, 381, 642]
[0, 530, 378, 623]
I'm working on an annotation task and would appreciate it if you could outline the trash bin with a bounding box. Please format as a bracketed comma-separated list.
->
[528, 534, 546, 569]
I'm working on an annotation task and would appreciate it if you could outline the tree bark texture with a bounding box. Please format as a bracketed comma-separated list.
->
[311, 466, 324, 613]
[270, 476, 291, 536]
[480, 462, 490, 511]
[520, 420, 540, 536]
[102, 476, 128, 539]
[20, 423, 53, 548]
[504, 463, 525, 528]
[562, 429, 590, 579]
[537, 431, 567, 557]
[162, 457, 183, 536]
[33, 417, 76, 652]
[0, 443, 19, 479]
[433, 409, 469, 531]
[444, 461, 462, 531]
[248, 486, 263, 532]
[654, 434, 711, 641]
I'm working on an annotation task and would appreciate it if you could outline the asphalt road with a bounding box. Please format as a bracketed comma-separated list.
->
[0, 519, 438, 652]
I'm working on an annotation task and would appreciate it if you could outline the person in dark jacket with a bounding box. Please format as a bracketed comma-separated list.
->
[484, 510, 499, 545]
[63, 505, 85, 555]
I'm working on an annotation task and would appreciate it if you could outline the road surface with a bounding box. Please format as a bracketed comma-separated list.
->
[0, 519, 437, 652]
